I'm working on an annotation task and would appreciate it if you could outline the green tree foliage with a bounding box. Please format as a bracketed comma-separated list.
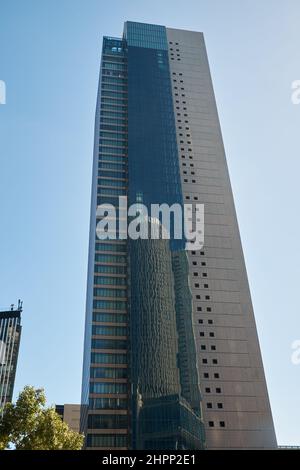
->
[0, 386, 84, 450]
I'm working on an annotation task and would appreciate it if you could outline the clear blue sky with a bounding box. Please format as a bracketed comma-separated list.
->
[0, 0, 299, 446]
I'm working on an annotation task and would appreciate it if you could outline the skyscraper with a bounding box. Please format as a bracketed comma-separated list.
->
[0, 301, 22, 409]
[81, 21, 277, 449]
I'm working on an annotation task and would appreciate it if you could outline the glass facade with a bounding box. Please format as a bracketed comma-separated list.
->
[81, 36, 129, 449]
[125, 22, 204, 449]
[124, 21, 168, 50]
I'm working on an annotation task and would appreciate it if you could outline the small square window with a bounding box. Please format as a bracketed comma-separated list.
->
[205, 387, 211, 393]
[204, 373, 209, 379]
[214, 373, 220, 379]
[207, 403, 212, 409]
[217, 403, 223, 409]
[216, 388, 221, 394]
[220, 421, 225, 428]
[208, 421, 214, 427]
[213, 359, 218, 365]
[202, 359, 208, 364]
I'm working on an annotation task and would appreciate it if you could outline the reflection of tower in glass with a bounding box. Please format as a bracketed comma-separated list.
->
[172, 251, 202, 413]
[129, 222, 205, 449]
[129, 233, 180, 399]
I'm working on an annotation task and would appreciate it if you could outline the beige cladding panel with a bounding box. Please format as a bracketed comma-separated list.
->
[63, 404, 81, 433]
[166, 27, 276, 449]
